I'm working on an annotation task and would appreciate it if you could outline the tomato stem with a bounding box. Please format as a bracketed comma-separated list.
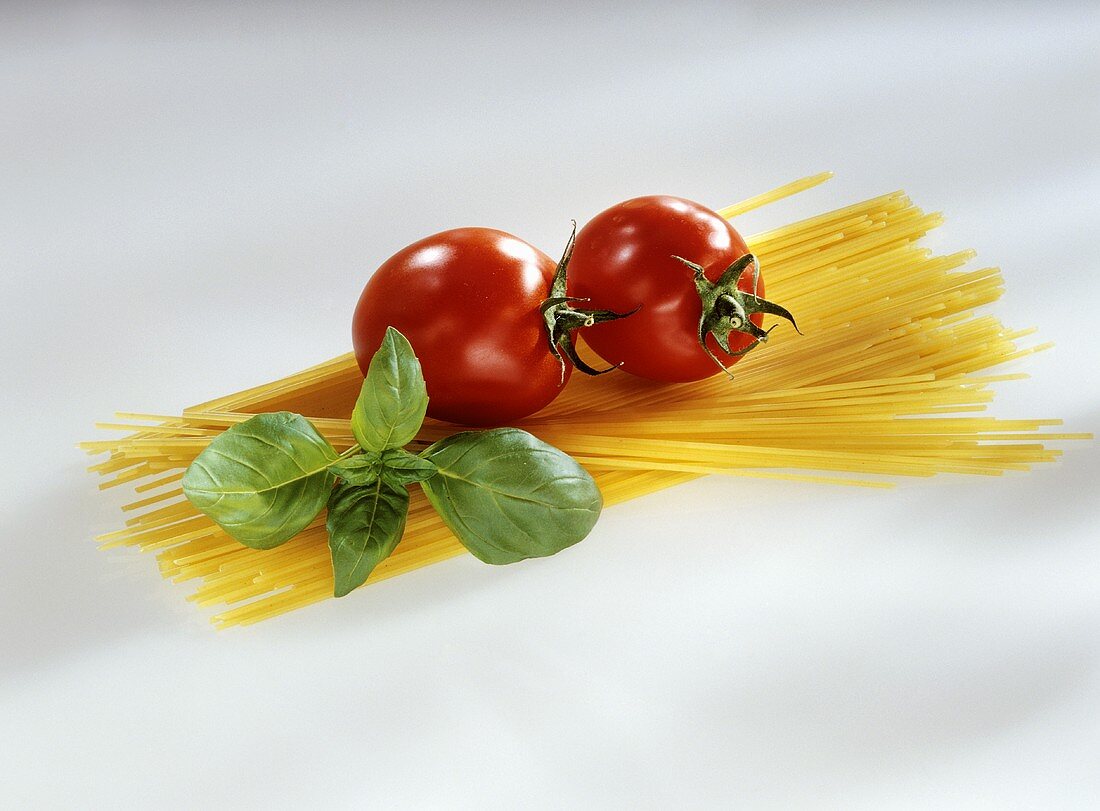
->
[541, 222, 639, 382]
[672, 253, 801, 379]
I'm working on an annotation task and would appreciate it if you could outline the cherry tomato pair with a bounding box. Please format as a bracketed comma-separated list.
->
[352, 197, 797, 426]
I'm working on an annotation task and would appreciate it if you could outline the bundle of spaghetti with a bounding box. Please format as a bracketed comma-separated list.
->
[84, 174, 1089, 627]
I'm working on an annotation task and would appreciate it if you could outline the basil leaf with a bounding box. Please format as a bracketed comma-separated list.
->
[421, 428, 602, 565]
[379, 448, 437, 487]
[182, 412, 339, 550]
[351, 327, 428, 452]
[330, 452, 382, 486]
[327, 479, 409, 597]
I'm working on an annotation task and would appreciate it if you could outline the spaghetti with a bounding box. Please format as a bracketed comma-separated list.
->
[85, 175, 1089, 627]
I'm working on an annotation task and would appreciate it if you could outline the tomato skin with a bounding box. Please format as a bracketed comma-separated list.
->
[352, 228, 570, 426]
[568, 196, 764, 383]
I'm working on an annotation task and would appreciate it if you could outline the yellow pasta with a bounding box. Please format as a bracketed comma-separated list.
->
[84, 176, 1089, 628]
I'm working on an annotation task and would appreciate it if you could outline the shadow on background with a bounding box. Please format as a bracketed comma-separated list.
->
[0, 460, 190, 682]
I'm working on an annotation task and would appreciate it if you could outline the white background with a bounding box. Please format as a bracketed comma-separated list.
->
[3, 2, 1099, 807]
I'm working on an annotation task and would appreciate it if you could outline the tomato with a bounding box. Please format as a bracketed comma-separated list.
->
[567, 196, 797, 383]
[352, 227, 631, 426]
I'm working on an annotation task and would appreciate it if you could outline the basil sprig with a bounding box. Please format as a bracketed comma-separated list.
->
[182, 327, 602, 597]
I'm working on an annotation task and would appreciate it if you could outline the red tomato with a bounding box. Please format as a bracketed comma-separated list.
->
[568, 195, 795, 383]
[352, 228, 569, 426]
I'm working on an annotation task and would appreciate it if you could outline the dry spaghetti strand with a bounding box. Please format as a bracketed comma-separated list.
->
[85, 176, 1089, 627]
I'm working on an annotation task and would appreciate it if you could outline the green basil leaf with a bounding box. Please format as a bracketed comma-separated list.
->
[330, 452, 382, 486]
[421, 428, 602, 565]
[379, 447, 437, 487]
[351, 327, 428, 452]
[327, 479, 409, 597]
[182, 412, 339, 550]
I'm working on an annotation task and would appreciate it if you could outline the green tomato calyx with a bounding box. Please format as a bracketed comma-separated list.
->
[672, 253, 801, 380]
[541, 221, 639, 383]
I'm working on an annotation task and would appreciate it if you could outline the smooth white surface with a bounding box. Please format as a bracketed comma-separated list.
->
[2, 2, 1099, 807]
